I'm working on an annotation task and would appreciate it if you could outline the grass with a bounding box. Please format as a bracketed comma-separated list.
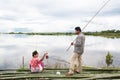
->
[1, 62, 120, 79]
[16, 66, 120, 72]
[1, 68, 120, 80]
[16, 66, 29, 72]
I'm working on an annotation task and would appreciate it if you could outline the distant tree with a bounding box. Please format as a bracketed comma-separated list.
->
[9, 32, 15, 34]
[116, 30, 120, 33]
[106, 52, 113, 67]
[18, 32, 23, 34]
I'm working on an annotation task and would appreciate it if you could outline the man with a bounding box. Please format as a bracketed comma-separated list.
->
[66, 27, 85, 76]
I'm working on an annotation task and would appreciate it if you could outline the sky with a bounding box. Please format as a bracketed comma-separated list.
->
[0, 0, 120, 32]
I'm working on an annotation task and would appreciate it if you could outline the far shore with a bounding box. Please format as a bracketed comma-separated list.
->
[1, 29, 120, 38]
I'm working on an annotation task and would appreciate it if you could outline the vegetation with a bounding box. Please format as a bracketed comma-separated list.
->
[17, 56, 29, 72]
[9, 32, 24, 34]
[84, 29, 120, 38]
[17, 66, 29, 72]
[1, 68, 120, 80]
[106, 52, 113, 68]
[8, 32, 75, 35]
[4, 29, 120, 38]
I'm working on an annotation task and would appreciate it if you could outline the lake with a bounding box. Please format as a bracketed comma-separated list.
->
[0, 34, 120, 69]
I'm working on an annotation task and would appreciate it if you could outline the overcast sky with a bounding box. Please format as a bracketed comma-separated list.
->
[0, 0, 120, 32]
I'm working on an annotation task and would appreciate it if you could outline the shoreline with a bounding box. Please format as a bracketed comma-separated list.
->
[1, 31, 120, 38]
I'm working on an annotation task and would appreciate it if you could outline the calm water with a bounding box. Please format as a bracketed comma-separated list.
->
[0, 34, 120, 69]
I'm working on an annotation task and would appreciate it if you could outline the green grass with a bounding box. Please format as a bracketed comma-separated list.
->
[1, 68, 120, 80]
[16, 66, 29, 72]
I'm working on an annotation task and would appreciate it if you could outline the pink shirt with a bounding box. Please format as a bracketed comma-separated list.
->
[30, 57, 44, 72]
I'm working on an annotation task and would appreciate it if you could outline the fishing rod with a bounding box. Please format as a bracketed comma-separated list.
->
[66, 0, 111, 51]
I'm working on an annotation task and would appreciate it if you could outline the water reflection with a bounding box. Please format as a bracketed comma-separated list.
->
[0, 34, 120, 69]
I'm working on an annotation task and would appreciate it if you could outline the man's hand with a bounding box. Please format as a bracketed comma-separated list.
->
[71, 42, 74, 45]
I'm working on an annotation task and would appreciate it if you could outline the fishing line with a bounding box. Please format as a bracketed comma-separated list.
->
[66, 0, 111, 51]
[82, 0, 111, 31]
[49, 42, 102, 64]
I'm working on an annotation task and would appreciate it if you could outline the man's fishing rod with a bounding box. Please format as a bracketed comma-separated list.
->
[66, 0, 111, 51]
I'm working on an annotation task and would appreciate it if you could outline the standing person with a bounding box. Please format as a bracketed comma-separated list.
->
[66, 27, 85, 76]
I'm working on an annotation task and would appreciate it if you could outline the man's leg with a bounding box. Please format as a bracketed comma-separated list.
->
[76, 54, 82, 73]
[68, 53, 78, 74]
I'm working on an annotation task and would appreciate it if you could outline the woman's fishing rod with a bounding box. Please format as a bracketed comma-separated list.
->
[66, 0, 111, 51]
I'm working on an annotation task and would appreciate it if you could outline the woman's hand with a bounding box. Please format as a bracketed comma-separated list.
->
[44, 52, 48, 59]
[40, 52, 48, 61]
[44, 52, 48, 56]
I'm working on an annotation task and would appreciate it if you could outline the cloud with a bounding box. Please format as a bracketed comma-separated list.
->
[102, 7, 120, 16]
[0, 0, 119, 32]
[13, 28, 32, 32]
[0, 15, 16, 20]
